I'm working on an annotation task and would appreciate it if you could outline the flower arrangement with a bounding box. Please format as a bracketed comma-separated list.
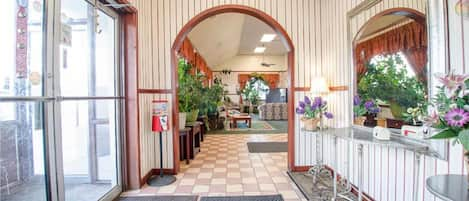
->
[353, 95, 381, 116]
[296, 96, 333, 130]
[426, 73, 469, 150]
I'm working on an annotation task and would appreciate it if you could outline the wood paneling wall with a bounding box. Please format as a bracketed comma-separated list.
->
[129, 0, 467, 200]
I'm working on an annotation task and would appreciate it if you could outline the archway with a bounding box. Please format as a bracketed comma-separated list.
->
[170, 5, 295, 172]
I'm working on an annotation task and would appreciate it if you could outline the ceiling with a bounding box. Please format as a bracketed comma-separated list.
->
[187, 13, 288, 67]
[358, 15, 413, 40]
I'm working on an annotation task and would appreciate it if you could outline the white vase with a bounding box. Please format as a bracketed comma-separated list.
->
[179, 112, 187, 130]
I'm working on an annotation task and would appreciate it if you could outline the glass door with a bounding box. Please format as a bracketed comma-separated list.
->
[55, 0, 122, 200]
[0, 0, 123, 200]
[0, 1, 52, 201]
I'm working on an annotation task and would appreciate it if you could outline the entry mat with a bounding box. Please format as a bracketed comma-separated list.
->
[118, 196, 198, 201]
[287, 171, 358, 201]
[246, 142, 288, 153]
[200, 195, 284, 201]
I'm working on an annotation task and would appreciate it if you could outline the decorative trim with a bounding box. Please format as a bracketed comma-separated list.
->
[294, 86, 349, 92]
[137, 89, 172, 94]
[170, 4, 296, 174]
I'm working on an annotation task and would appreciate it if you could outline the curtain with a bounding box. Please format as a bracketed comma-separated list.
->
[354, 21, 427, 81]
[178, 38, 213, 85]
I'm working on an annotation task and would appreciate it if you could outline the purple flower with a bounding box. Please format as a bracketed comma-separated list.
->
[312, 97, 323, 108]
[296, 107, 305, 114]
[364, 101, 375, 109]
[299, 101, 306, 109]
[444, 108, 469, 127]
[304, 96, 311, 105]
[353, 95, 361, 106]
[324, 112, 334, 119]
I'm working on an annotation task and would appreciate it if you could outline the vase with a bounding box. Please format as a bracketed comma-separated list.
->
[354, 116, 366, 125]
[301, 117, 320, 131]
[178, 112, 187, 130]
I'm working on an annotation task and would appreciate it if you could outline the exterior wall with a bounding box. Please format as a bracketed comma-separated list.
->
[129, 0, 468, 200]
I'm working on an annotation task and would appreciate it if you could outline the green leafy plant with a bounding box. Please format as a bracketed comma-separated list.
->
[358, 53, 426, 119]
[199, 77, 226, 116]
[177, 59, 204, 113]
[241, 73, 268, 106]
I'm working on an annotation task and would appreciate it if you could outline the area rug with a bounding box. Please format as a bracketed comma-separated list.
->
[246, 142, 288, 153]
[200, 195, 284, 201]
[118, 195, 198, 201]
[287, 171, 358, 201]
[225, 121, 275, 131]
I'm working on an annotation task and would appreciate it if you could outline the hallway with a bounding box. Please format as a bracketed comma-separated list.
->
[121, 134, 305, 200]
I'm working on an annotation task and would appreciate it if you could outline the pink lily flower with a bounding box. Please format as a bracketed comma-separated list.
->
[435, 73, 469, 98]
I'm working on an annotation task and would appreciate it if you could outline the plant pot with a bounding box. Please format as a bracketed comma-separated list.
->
[186, 109, 199, 123]
[301, 117, 320, 131]
[386, 118, 405, 129]
[376, 117, 386, 127]
[364, 114, 377, 127]
[178, 112, 187, 130]
[354, 116, 366, 126]
[389, 101, 405, 119]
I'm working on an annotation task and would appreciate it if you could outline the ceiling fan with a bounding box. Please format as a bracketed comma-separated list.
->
[260, 45, 276, 67]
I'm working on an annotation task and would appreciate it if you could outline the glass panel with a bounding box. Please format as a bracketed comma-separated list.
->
[0, 0, 45, 120]
[0, 101, 47, 201]
[60, 100, 118, 201]
[60, 0, 116, 97]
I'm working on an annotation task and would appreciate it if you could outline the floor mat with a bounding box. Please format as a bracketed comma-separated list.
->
[225, 121, 275, 131]
[246, 141, 287, 153]
[287, 171, 358, 201]
[118, 196, 198, 201]
[200, 195, 284, 201]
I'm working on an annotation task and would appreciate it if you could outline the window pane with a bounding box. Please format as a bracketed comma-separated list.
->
[60, 0, 116, 97]
[0, 102, 47, 201]
[60, 100, 119, 201]
[0, 0, 45, 99]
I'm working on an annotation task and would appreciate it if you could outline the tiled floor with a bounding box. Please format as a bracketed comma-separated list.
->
[121, 134, 306, 201]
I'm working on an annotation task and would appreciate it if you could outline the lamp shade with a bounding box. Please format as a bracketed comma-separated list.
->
[310, 77, 330, 95]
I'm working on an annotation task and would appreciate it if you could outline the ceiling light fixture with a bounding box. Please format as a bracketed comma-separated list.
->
[260, 34, 276, 42]
[254, 47, 266, 53]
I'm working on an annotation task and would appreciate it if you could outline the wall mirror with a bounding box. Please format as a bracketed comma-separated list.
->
[348, 0, 450, 160]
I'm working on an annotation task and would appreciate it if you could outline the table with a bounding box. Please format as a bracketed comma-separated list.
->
[179, 128, 191, 164]
[231, 115, 252, 128]
[426, 174, 469, 201]
[186, 121, 202, 158]
[306, 127, 432, 201]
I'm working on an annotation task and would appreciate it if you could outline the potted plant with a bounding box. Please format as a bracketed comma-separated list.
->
[178, 59, 203, 127]
[241, 75, 266, 113]
[358, 54, 426, 121]
[199, 77, 226, 130]
[403, 103, 426, 126]
[296, 96, 333, 131]
[353, 95, 382, 126]
[425, 73, 469, 184]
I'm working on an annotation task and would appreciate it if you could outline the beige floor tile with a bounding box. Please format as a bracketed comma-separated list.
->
[211, 178, 226, 184]
[192, 185, 210, 193]
[226, 184, 243, 193]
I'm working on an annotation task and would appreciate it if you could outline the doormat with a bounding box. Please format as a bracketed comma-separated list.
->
[118, 196, 198, 201]
[246, 142, 287, 153]
[287, 171, 358, 201]
[200, 195, 284, 201]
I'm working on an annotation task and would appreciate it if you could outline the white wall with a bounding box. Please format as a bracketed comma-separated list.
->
[129, 1, 467, 200]
[213, 55, 287, 71]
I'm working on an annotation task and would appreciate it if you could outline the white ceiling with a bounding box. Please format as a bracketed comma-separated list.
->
[187, 13, 288, 67]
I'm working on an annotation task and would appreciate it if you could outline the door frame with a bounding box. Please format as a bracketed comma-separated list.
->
[170, 5, 296, 173]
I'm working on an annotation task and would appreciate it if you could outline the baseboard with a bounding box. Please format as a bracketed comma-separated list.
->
[140, 168, 177, 186]
[291, 165, 375, 201]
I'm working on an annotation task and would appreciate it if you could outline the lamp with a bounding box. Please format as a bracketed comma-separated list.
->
[310, 76, 330, 96]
